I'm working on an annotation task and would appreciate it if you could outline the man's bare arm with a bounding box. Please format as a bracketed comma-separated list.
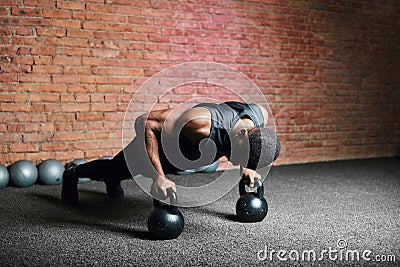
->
[134, 107, 210, 198]
[134, 108, 173, 179]
[239, 104, 271, 186]
[134, 108, 179, 198]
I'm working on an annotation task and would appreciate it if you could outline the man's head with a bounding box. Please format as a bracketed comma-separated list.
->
[231, 127, 280, 169]
[246, 127, 280, 169]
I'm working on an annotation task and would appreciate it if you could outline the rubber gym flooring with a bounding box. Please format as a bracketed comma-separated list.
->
[0, 158, 399, 267]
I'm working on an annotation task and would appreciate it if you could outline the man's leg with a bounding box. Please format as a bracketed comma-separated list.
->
[61, 163, 80, 205]
[61, 150, 133, 205]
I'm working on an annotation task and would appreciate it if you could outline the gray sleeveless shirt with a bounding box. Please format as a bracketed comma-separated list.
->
[194, 101, 264, 161]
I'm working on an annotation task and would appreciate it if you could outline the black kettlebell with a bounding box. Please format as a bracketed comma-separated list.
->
[147, 188, 184, 240]
[236, 177, 268, 222]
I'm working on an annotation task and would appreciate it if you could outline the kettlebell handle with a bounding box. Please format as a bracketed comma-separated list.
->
[153, 187, 178, 209]
[239, 177, 264, 198]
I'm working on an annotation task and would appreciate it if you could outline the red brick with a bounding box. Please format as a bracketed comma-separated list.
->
[42, 142, 71, 151]
[53, 123, 71, 132]
[15, 27, 33, 36]
[94, 31, 122, 40]
[86, 3, 113, 13]
[24, 0, 53, 7]
[11, 7, 42, 17]
[19, 74, 50, 83]
[82, 57, 108, 66]
[91, 49, 120, 58]
[58, 37, 88, 47]
[60, 93, 74, 102]
[53, 132, 84, 141]
[55, 151, 86, 162]
[75, 94, 90, 102]
[1, 0, 18, 6]
[0, 94, 13, 102]
[67, 29, 94, 38]
[30, 47, 55, 55]
[104, 112, 125, 121]
[36, 28, 66, 37]
[117, 51, 142, 60]
[91, 67, 142, 76]
[32, 65, 61, 74]
[51, 19, 81, 29]
[82, 122, 100, 131]
[0, 144, 8, 153]
[107, 76, 133, 85]
[76, 113, 104, 121]
[30, 93, 60, 103]
[90, 103, 117, 112]
[0, 27, 12, 37]
[90, 94, 105, 102]
[86, 11, 126, 22]
[103, 121, 117, 130]
[104, 95, 117, 102]
[43, 9, 71, 18]
[72, 141, 98, 150]
[53, 56, 81, 65]
[34, 84, 66, 93]
[80, 75, 107, 84]
[72, 121, 88, 131]
[46, 113, 74, 122]
[7, 123, 24, 132]
[40, 123, 55, 132]
[106, 0, 133, 5]
[112, 5, 140, 15]
[82, 21, 106, 31]
[61, 103, 90, 112]
[12, 36, 37, 46]
[121, 32, 146, 42]
[52, 75, 79, 84]
[9, 143, 39, 153]
[67, 85, 95, 93]
[127, 16, 152, 25]
[56, 1, 85, 10]
[23, 132, 48, 142]
[12, 94, 29, 102]
[0, 73, 18, 82]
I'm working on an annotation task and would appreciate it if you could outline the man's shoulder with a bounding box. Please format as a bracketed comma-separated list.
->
[178, 107, 211, 140]
[182, 106, 211, 121]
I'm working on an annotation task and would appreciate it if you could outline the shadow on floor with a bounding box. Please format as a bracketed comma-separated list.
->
[32, 191, 176, 241]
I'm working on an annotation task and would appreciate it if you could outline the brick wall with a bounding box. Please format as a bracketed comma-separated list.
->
[1, 0, 399, 166]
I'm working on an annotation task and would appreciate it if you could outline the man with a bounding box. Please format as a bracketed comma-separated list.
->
[61, 101, 280, 205]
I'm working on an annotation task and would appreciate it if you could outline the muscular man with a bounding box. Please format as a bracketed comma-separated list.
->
[61, 101, 280, 205]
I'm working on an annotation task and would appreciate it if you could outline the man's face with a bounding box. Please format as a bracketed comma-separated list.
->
[230, 128, 254, 166]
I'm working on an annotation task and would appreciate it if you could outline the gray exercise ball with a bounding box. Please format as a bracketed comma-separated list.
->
[99, 156, 113, 160]
[0, 164, 9, 188]
[70, 158, 87, 166]
[9, 160, 38, 187]
[37, 159, 65, 185]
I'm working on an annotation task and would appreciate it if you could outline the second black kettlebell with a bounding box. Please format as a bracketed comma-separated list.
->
[147, 188, 184, 240]
[235, 177, 268, 223]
